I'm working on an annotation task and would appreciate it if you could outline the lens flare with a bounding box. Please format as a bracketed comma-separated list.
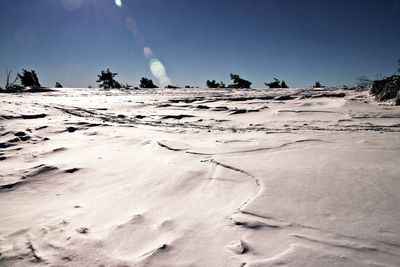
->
[125, 17, 145, 46]
[123, 13, 171, 87]
[149, 58, 171, 87]
[144, 47, 153, 57]
[62, 0, 83, 10]
[115, 0, 122, 8]
[150, 59, 165, 76]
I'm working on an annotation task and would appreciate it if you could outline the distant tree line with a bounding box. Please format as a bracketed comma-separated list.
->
[2, 58, 399, 92]
[0, 68, 316, 91]
[205, 74, 290, 89]
[95, 68, 185, 89]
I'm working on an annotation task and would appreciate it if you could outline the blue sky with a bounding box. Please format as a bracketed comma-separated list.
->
[0, 0, 399, 88]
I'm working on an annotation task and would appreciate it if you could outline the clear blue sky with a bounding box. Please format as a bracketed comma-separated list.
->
[0, 0, 399, 88]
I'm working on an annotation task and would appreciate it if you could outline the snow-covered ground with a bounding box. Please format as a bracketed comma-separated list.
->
[1, 88, 399, 266]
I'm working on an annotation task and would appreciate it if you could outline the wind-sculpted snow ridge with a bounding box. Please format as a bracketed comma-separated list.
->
[1, 88, 400, 266]
[49, 97, 400, 133]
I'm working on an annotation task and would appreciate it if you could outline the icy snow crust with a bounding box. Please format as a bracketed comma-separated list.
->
[1, 88, 399, 266]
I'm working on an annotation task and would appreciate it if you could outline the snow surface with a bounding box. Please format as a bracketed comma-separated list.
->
[0, 87, 399, 266]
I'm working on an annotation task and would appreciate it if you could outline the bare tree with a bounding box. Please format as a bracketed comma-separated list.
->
[3, 68, 22, 92]
[356, 76, 372, 89]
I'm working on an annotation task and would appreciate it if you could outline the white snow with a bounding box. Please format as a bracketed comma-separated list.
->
[0, 87, 399, 266]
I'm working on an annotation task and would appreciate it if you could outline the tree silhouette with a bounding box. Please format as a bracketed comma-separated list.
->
[206, 80, 227, 88]
[18, 69, 41, 87]
[265, 78, 281, 88]
[398, 59, 400, 74]
[122, 83, 134, 89]
[55, 82, 63, 88]
[96, 69, 121, 89]
[228, 73, 252, 88]
[165, 85, 181, 89]
[206, 80, 220, 88]
[139, 77, 158, 88]
[313, 81, 322, 88]
[265, 78, 288, 88]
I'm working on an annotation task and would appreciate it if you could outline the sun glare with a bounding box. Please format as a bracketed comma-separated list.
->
[115, 0, 122, 8]
[149, 59, 171, 88]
